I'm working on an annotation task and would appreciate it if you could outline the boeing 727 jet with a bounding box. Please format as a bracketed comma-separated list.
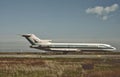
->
[22, 34, 116, 53]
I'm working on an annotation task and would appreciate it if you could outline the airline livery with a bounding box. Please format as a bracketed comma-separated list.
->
[22, 34, 116, 53]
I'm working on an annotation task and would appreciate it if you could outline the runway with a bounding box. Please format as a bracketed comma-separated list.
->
[0, 54, 120, 59]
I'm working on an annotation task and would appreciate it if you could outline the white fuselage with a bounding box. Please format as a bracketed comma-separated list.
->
[31, 42, 116, 52]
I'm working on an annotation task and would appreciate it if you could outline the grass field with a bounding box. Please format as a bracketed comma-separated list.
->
[0, 57, 120, 77]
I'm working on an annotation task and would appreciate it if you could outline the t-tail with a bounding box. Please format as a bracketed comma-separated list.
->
[22, 34, 51, 45]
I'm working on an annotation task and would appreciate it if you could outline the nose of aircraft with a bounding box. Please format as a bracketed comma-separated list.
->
[111, 47, 116, 51]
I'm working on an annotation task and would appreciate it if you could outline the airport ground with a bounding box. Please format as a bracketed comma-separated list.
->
[0, 51, 120, 77]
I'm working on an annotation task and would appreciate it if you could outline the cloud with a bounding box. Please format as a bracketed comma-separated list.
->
[86, 4, 119, 20]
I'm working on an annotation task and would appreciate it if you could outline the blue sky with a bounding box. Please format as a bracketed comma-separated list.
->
[0, 0, 120, 51]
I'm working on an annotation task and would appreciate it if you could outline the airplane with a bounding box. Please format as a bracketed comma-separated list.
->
[22, 34, 116, 53]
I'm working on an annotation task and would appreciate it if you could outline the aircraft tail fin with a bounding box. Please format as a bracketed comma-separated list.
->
[22, 34, 51, 45]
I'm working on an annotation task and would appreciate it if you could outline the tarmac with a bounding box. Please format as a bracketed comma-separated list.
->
[0, 54, 120, 59]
